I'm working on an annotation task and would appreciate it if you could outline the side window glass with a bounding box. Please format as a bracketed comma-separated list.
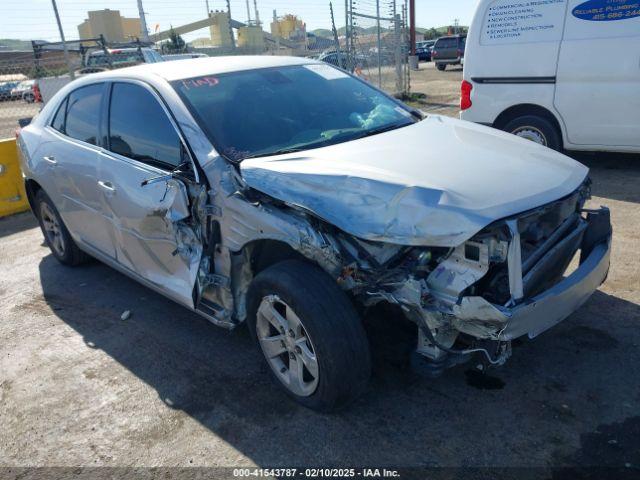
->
[108, 82, 182, 168]
[51, 96, 68, 133]
[65, 83, 102, 145]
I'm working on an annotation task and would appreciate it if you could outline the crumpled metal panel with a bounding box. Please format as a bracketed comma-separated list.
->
[241, 116, 588, 247]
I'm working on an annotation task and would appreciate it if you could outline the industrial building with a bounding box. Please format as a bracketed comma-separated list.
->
[77, 9, 142, 42]
[270, 14, 306, 42]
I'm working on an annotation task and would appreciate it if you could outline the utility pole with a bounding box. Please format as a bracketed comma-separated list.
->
[409, 0, 415, 55]
[330, 2, 342, 62]
[344, 0, 349, 69]
[50, 0, 74, 79]
[376, 0, 382, 87]
[137, 0, 150, 42]
[273, 9, 280, 50]
[205, 0, 210, 16]
[226, 0, 236, 49]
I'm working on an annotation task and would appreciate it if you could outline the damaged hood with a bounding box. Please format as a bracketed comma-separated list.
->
[239, 115, 588, 247]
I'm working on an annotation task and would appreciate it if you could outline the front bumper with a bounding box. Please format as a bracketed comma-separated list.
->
[452, 207, 612, 341]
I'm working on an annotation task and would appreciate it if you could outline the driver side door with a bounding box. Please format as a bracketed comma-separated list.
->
[97, 80, 202, 307]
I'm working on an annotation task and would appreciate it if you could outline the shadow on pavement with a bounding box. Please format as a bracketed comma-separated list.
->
[36, 251, 640, 468]
[0, 211, 37, 239]
[568, 152, 640, 204]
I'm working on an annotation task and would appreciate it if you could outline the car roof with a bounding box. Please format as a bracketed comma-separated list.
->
[86, 55, 318, 83]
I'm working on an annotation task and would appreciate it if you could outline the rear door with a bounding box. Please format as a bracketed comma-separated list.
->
[41, 82, 116, 257]
[554, 0, 640, 148]
[98, 80, 202, 306]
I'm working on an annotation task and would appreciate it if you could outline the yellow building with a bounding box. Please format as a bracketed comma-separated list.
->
[78, 9, 141, 42]
[209, 11, 234, 47]
[237, 26, 265, 50]
[270, 14, 306, 42]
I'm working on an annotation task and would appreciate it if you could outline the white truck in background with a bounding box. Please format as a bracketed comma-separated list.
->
[39, 47, 164, 104]
[460, 0, 640, 153]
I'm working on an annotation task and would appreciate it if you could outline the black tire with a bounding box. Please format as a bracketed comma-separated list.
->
[35, 189, 89, 266]
[247, 260, 371, 412]
[436, 63, 446, 71]
[23, 93, 35, 103]
[502, 114, 562, 151]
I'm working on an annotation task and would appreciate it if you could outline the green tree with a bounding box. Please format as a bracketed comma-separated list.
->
[164, 28, 186, 53]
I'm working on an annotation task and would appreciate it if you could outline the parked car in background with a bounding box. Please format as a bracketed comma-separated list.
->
[17, 57, 611, 412]
[461, 0, 640, 153]
[319, 51, 368, 70]
[416, 40, 434, 61]
[0, 81, 19, 101]
[10, 80, 36, 102]
[432, 35, 465, 70]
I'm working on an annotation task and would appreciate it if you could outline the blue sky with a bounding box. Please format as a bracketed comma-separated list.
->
[1, 0, 480, 42]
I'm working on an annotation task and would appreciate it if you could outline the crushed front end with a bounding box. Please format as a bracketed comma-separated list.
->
[339, 180, 612, 375]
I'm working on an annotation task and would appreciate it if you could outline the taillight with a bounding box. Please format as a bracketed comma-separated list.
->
[431, 50, 437, 57]
[460, 80, 472, 110]
[33, 84, 42, 103]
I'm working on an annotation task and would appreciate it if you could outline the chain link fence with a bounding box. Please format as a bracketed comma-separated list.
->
[347, 0, 410, 97]
[0, 4, 411, 139]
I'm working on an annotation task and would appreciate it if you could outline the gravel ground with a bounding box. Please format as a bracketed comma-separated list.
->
[1, 73, 639, 475]
[408, 61, 463, 117]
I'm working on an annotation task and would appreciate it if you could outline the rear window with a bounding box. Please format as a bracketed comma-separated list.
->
[434, 38, 454, 49]
[59, 83, 102, 144]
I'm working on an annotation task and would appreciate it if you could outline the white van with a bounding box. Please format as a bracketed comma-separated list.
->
[460, 0, 640, 153]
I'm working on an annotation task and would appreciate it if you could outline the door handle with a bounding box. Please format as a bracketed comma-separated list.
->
[43, 155, 57, 165]
[97, 180, 116, 193]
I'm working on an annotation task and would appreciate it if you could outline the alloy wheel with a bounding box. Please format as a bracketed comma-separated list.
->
[40, 203, 65, 257]
[256, 295, 319, 397]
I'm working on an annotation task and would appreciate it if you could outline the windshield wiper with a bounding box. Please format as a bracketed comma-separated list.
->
[242, 145, 323, 160]
[354, 121, 413, 140]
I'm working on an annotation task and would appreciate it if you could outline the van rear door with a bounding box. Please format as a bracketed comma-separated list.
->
[554, 0, 640, 148]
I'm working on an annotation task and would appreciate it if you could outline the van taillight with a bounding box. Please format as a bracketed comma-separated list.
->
[460, 80, 472, 110]
[33, 83, 42, 103]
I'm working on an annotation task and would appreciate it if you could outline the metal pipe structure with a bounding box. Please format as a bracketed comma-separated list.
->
[245, 0, 252, 24]
[50, 0, 74, 80]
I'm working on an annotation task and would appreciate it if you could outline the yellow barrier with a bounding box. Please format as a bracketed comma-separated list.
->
[0, 138, 29, 217]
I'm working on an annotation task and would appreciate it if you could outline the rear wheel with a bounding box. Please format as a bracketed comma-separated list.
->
[503, 114, 561, 151]
[247, 260, 371, 412]
[436, 63, 446, 71]
[35, 190, 89, 266]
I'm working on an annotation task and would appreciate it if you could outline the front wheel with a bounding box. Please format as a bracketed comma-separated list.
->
[503, 115, 561, 151]
[247, 260, 371, 412]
